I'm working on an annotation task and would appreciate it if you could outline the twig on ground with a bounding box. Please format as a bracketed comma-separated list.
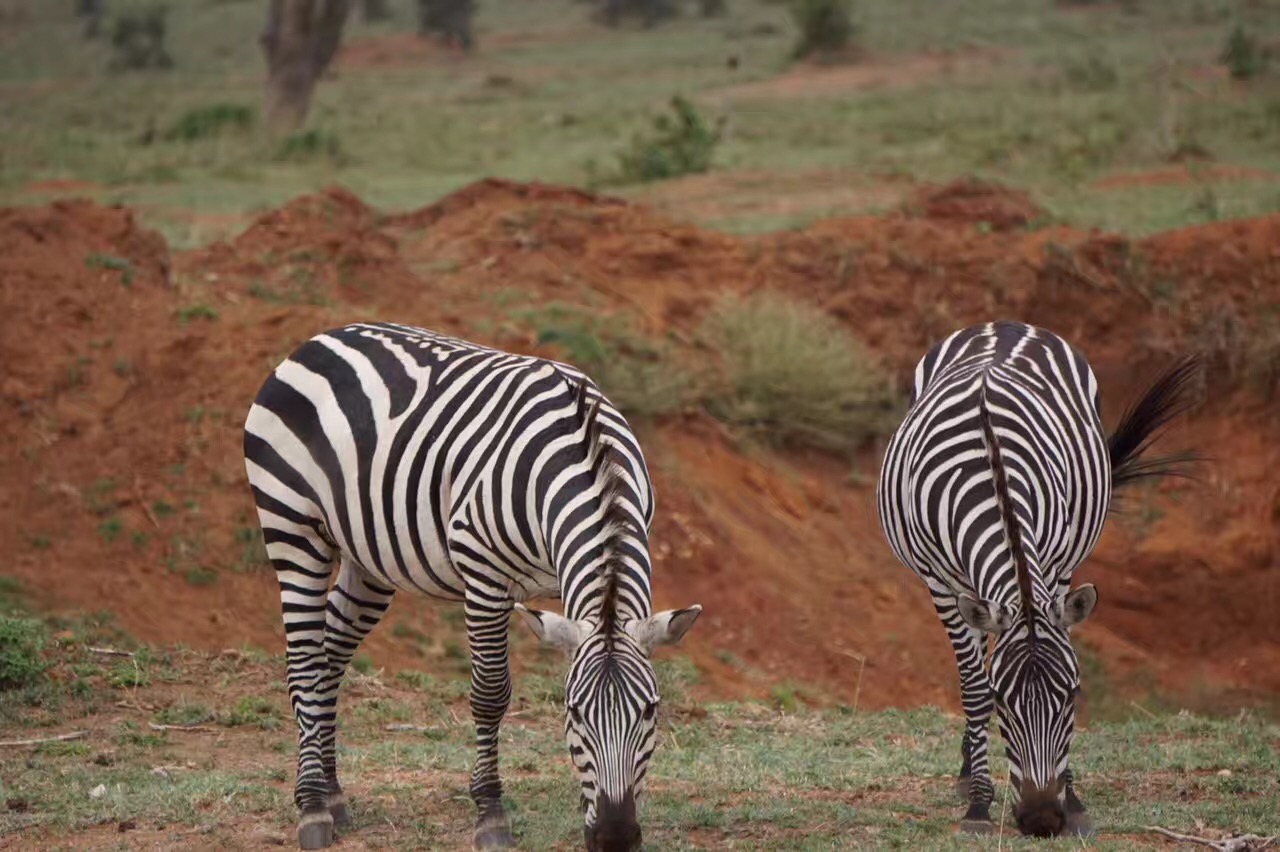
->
[0, 730, 89, 747]
[88, 646, 134, 657]
[148, 723, 216, 733]
[1147, 826, 1277, 851]
[383, 724, 432, 733]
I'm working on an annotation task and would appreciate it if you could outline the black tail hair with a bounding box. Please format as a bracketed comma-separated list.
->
[1108, 354, 1203, 489]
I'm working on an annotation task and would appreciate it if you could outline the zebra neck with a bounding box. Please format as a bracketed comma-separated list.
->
[559, 530, 654, 627]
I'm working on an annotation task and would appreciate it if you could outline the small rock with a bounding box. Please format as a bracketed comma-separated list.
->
[89, 784, 107, 800]
[1218, 768, 1233, 777]
[252, 829, 288, 846]
[151, 767, 170, 781]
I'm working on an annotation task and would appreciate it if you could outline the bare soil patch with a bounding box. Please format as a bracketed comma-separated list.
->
[2, 178, 1278, 711]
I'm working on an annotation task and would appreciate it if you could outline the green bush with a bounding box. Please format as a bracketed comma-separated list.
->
[276, 129, 347, 164]
[789, 0, 856, 61]
[164, 103, 254, 142]
[109, 5, 173, 71]
[612, 96, 722, 184]
[0, 615, 49, 690]
[523, 304, 694, 419]
[594, 0, 679, 27]
[1220, 24, 1267, 81]
[700, 293, 899, 452]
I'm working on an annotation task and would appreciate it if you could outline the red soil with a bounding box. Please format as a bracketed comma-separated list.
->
[2, 180, 1277, 712]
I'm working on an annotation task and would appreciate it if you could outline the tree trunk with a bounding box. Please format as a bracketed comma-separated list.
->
[261, 0, 352, 133]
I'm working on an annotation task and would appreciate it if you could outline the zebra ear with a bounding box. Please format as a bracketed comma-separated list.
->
[1060, 584, 1098, 628]
[956, 594, 1010, 634]
[628, 605, 702, 655]
[513, 604, 584, 655]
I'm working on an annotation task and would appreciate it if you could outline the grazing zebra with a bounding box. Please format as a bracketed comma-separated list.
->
[243, 322, 701, 851]
[876, 321, 1198, 837]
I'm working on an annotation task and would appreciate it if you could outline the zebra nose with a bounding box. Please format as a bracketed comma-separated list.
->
[583, 791, 641, 852]
[1015, 786, 1066, 838]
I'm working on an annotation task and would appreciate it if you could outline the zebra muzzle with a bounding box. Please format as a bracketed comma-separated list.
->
[583, 790, 641, 852]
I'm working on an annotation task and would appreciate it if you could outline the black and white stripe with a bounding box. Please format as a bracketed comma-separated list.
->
[243, 322, 700, 851]
[877, 320, 1198, 838]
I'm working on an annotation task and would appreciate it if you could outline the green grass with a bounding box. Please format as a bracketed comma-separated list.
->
[1, 0, 1277, 238]
[1, 640, 1277, 848]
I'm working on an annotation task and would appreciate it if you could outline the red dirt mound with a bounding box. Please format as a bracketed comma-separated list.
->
[3, 181, 1278, 713]
[904, 178, 1047, 231]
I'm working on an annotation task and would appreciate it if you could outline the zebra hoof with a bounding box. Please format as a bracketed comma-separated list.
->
[298, 810, 335, 849]
[327, 791, 352, 829]
[953, 775, 970, 803]
[959, 818, 995, 835]
[1065, 810, 1095, 838]
[473, 814, 515, 850]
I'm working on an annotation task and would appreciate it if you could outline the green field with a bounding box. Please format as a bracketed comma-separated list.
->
[2, 622, 1278, 850]
[2, 0, 1280, 247]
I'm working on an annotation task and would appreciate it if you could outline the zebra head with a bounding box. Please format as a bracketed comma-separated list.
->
[515, 603, 701, 852]
[958, 584, 1098, 836]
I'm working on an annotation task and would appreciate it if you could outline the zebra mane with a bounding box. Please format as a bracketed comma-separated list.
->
[976, 381, 1036, 643]
[570, 377, 631, 641]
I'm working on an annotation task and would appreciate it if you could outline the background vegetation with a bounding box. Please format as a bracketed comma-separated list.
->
[2, 0, 1279, 245]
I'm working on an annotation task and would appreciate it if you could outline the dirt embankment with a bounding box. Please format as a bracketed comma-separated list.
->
[2, 179, 1277, 712]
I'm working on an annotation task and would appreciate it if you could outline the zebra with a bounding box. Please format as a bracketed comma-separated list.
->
[876, 320, 1198, 837]
[242, 322, 702, 851]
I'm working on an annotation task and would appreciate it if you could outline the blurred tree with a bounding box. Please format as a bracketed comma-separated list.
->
[360, 0, 391, 20]
[260, 0, 352, 132]
[417, 0, 475, 51]
[75, 0, 104, 39]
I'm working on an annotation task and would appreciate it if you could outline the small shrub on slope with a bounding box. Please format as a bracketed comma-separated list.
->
[701, 293, 899, 452]
[0, 616, 49, 690]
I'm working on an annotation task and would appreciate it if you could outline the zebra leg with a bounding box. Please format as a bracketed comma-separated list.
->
[269, 544, 339, 850]
[937, 603, 997, 832]
[1063, 766, 1094, 837]
[319, 558, 396, 833]
[465, 597, 515, 850]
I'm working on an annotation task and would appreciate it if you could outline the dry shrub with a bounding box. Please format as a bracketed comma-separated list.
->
[701, 292, 900, 452]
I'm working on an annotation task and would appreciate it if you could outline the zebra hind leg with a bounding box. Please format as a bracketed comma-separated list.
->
[319, 558, 396, 834]
[267, 539, 339, 850]
[464, 597, 515, 850]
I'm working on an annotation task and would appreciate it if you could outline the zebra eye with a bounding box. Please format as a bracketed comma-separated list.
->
[642, 701, 658, 721]
[568, 706, 584, 725]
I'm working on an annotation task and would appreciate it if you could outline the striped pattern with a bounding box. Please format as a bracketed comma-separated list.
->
[243, 322, 673, 846]
[877, 321, 1110, 836]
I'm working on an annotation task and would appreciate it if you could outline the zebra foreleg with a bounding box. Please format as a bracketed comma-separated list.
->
[319, 559, 396, 834]
[939, 605, 997, 832]
[465, 596, 515, 850]
[1063, 766, 1094, 837]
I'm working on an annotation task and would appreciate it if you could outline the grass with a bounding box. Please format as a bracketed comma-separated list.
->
[1, 639, 1277, 848]
[0, 0, 1278, 238]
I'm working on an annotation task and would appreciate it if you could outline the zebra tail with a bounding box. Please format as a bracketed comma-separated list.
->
[1108, 354, 1203, 489]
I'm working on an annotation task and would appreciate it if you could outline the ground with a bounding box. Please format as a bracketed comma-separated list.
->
[2, 639, 1278, 849]
[2, 0, 1280, 848]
